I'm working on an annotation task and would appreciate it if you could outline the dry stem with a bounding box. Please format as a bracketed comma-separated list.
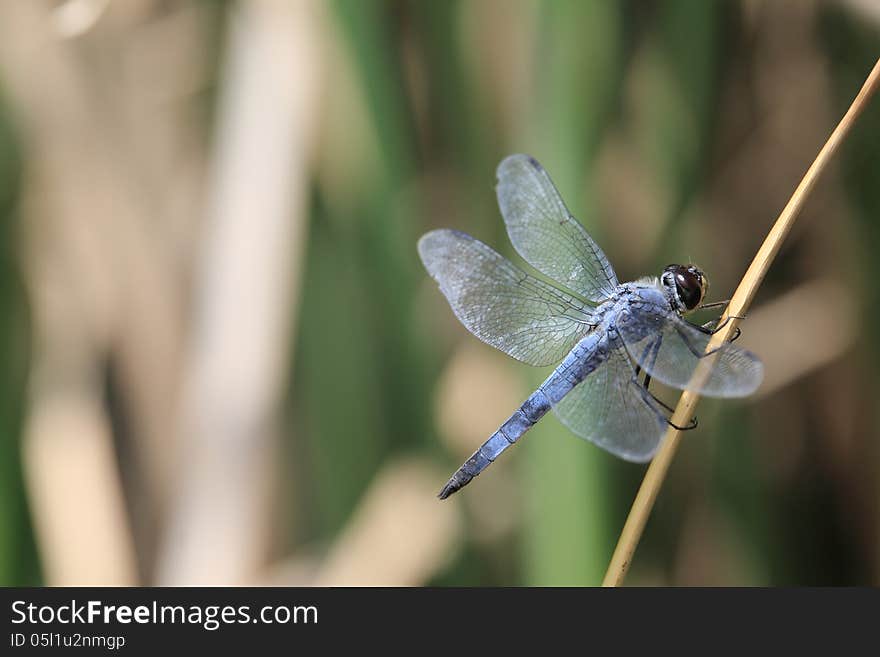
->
[602, 57, 880, 587]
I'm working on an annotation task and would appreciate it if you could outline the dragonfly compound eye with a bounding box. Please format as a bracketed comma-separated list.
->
[672, 265, 706, 311]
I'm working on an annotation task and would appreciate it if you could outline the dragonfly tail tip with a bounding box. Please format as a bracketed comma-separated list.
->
[438, 469, 475, 500]
[437, 484, 455, 500]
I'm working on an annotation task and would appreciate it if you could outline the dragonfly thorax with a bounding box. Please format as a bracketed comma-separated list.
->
[661, 264, 708, 314]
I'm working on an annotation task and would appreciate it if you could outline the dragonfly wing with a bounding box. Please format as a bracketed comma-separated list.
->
[496, 154, 618, 302]
[552, 345, 667, 462]
[418, 229, 595, 367]
[619, 312, 764, 398]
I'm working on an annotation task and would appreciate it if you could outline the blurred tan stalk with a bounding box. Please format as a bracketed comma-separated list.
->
[0, 0, 192, 584]
[156, 0, 322, 584]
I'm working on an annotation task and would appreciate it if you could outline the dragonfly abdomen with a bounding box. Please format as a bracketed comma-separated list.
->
[438, 335, 607, 499]
[437, 388, 552, 499]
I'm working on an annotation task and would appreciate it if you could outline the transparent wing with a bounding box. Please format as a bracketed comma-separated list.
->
[418, 229, 594, 367]
[552, 345, 667, 462]
[496, 154, 618, 302]
[619, 312, 764, 398]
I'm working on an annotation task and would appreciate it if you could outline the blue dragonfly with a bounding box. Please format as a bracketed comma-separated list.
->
[419, 154, 763, 499]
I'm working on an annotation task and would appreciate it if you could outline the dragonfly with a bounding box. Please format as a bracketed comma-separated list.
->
[419, 154, 763, 499]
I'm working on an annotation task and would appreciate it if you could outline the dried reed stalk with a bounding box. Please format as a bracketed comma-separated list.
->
[602, 57, 880, 587]
[156, 0, 321, 584]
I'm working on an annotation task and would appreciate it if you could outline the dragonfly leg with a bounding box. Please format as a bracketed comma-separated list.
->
[637, 336, 662, 373]
[668, 415, 698, 431]
[697, 316, 742, 343]
[698, 299, 729, 310]
[634, 334, 698, 429]
[636, 368, 698, 430]
[676, 325, 731, 358]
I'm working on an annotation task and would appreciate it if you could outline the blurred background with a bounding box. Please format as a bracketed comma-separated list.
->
[0, 0, 878, 587]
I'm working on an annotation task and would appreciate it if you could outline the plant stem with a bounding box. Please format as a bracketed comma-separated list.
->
[602, 56, 880, 587]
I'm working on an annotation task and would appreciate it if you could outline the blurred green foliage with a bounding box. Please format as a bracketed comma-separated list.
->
[0, 91, 36, 585]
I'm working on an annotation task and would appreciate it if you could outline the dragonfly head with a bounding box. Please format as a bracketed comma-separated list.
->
[662, 264, 708, 314]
